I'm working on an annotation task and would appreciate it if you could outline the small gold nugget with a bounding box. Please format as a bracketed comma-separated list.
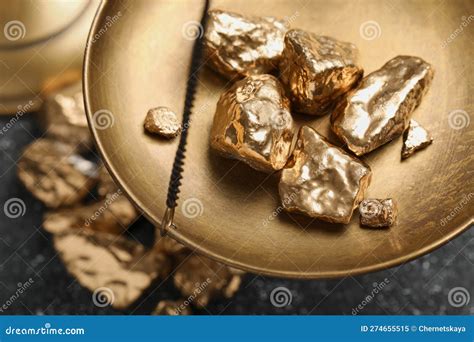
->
[279, 126, 371, 224]
[279, 29, 363, 115]
[402, 119, 433, 159]
[144, 107, 181, 138]
[210, 74, 294, 172]
[204, 9, 286, 79]
[331, 56, 434, 156]
[359, 198, 397, 228]
[17, 139, 98, 208]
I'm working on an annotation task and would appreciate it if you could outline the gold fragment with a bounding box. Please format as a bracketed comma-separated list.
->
[210, 74, 294, 172]
[279, 29, 363, 115]
[97, 165, 119, 198]
[54, 229, 171, 310]
[155, 235, 188, 256]
[144, 107, 181, 138]
[359, 198, 397, 228]
[173, 254, 242, 308]
[17, 139, 98, 208]
[401, 119, 433, 159]
[152, 300, 192, 316]
[204, 9, 286, 79]
[331, 56, 434, 156]
[279, 126, 371, 224]
[41, 82, 93, 150]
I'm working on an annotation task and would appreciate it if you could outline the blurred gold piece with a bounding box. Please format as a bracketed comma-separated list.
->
[174, 254, 242, 308]
[97, 165, 120, 198]
[152, 300, 191, 315]
[279, 29, 363, 115]
[41, 82, 93, 150]
[204, 9, 286, 79]
[210, 74, 294, 172]
[43, 193, 136, 235]
[402, 119, 433, 159]
[143, 107, 181, 138]
[54, 229, 171, 310]
[331, 56, 434, 156]
[359, 198, 397, 228]
[279, 126, 371, 224]
[17, 139, 98, 208]
[155, 235, 188, 256]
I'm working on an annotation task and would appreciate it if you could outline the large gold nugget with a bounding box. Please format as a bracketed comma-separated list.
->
[401, 119, 433, 159]
[359, 198, 397, 228]
[17, 139, 98, 208]
[41, 82, 93, 150]
[210, 74, 294, 172]
[279, 126, 371, 224]
[331, 56, 434, 156]
[204, 9, 286, 79]
[279, 29, 363, 115]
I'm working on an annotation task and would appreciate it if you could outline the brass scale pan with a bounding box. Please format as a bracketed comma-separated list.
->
[84, 0, 473, 278]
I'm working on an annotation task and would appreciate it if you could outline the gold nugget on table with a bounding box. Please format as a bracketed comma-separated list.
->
[144, 107, 181, 138]
[210, 74, 294, 172]
[401, 119, 433, 159]
[359, 198, 397, 228]
[331, 56, 434, 156]
[17, 139, 98, 208]
[279, 126, 371, 224]
[204, 9, 286, 79]
[41, 82, 93, 150]
[279, 29, 363, 115]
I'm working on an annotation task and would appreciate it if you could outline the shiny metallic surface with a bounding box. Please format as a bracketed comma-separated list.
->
[204, 9, 286, 79]
[279, 29, 363, 115]
[279, 126, 371, 224]
[53, 229, 171, 310]
[40, 82, 93, 149]
[402, 119, 433, 159]
[144, 107, 181, 138]
[17, 139, 98, 208]
[84, 0, 474, 279]
[210, 74, 294, 172]
[359, 198, 397, 228]
[331, 56, 434, 156]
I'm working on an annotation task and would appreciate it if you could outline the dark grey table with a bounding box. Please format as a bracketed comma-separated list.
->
[0, 114, 472, 315]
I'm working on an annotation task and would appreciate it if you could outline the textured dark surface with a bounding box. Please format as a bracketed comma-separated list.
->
[0, 114, 472, 315]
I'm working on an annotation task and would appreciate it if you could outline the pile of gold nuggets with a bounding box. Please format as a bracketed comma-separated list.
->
[17, 81, 243, 315]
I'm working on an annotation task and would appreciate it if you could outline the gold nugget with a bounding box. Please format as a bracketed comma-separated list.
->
[359, 198, 397, 228]
[279, 126, 371, 224]
[331, 56, 434, 156]
[402, 119, 433, 159]
[144, 107, 181, 138]
[41, 82, 93, 150]
[210, 74, 294, 172]
[279, 29, 363, 115]
[204, 9, 286, 79]
[17, 139, 98, 208]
